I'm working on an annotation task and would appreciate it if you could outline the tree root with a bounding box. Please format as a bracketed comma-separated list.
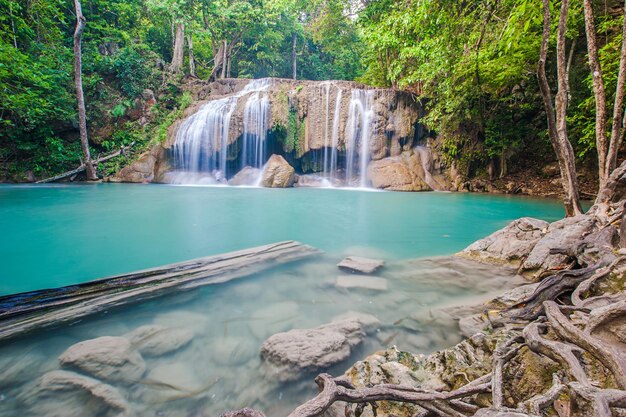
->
[501, 263, 604, 322]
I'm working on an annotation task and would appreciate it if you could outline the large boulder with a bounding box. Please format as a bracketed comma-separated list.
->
[260, 154, 296, 188]
[458, 217, 549, 267]
[19, 370, 134, 417]
[367, 155, 430, 191]
[260, 316, 379, 381]
[58, 336, 146, 384]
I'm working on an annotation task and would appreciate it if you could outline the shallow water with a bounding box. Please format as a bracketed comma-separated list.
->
[0, 185, 566, 417]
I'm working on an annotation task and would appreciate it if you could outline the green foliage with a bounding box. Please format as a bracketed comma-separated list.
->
[355, 0, 609, 175]
[155, 91, 192, 144]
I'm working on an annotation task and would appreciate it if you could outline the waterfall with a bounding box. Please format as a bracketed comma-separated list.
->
[172, 96, 237, 177]
[322, 83, 331, 178]
[329, 88, 342, 185]
[171, 79, 271, 184]
[345, 89, 375, 187]
[240, 91, 270, 171]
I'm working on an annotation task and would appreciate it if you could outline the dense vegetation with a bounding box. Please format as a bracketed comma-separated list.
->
[1, 0, 625, 186]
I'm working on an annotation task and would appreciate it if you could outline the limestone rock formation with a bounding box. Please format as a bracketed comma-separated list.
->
[260, 317, 379, 381]
[108, 146, 165, 183]
[337, 256, 385, 274]
[20, 370, 134, 417]
[366, 149, 441, 191]
[58, 336, 146, 383]
[458, 217, 549, 266]
[260, 154, 295, 188]
[125, 325, 193, 357]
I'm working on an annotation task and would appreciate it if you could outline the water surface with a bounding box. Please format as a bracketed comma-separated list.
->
[0, 184, 565, 294]
[0, 184, 566, 417]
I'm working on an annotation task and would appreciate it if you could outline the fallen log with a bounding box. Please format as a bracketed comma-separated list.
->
[35, 143, 132, 184]
[0, 240, 320, 341]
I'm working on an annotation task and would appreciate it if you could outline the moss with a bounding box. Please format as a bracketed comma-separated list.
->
[280, 108, 302, 154]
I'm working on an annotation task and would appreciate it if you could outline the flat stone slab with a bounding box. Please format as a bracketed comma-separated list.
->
[335, 275, 388, 291]
[337, 256, 385, 274]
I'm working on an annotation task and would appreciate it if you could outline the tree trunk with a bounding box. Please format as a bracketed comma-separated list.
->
[583, 0, 609, 187]
[220, 40, 227, 79]
[210, 41, 225, 81]
[187, 34, 196, 77]
[73, 0, 97, 181]
[226, 43, 233, 78]
[170, 22, 185, 73]
[606, 0, 626, 176]
[292, 32, 297, 80]
[537, 0, 583, 216]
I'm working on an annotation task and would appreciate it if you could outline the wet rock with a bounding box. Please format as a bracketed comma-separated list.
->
[229, 166, 262, 186]
[521, 215, 596, 277]
[294, 174, 333, 187]
[260, 318, 372, 381]
[337, 256, 385, 274]
[488, 283, 540, 308]
[211, 336, 257, 366]
[20, 370, 134, 417]
[58, 336, 146, 384]
[125, 325, 193, 357]
[458, 217, 549, 266]
[331, 311, 381, 332]
[335, 275, 388, 291]
[458, 314, 488, 338]
[261, 154, 296, 188]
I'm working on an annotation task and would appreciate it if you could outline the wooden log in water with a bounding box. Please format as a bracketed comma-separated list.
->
[0, 241, 320, 341]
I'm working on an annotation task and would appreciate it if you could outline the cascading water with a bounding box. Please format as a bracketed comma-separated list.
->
[172, 96, 237, 181]
[169, 79, 271, 184]
[345, 89, 375, 188]
[329, 88, 342, 184]
[240, 91, 270, 171]
[318, 82, 343, 186]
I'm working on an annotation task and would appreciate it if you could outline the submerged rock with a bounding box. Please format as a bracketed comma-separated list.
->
[125, 325, 194, 357]
[337, 256, 385, 274]
[58, 336, 146, 384]
[458, 217, 549, 266]
[294, 174, 333, 188]
[335, 275, 388, 291]
[261, 154, 296, 188]
[260, 317, 378, 381]
[229, 166, 262, 186]
[20, 370, 134, 417]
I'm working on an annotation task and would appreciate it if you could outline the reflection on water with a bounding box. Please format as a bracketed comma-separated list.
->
[0, 255, 524, 417]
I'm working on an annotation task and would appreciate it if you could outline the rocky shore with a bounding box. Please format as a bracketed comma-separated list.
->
[222, 178, 626, 416]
